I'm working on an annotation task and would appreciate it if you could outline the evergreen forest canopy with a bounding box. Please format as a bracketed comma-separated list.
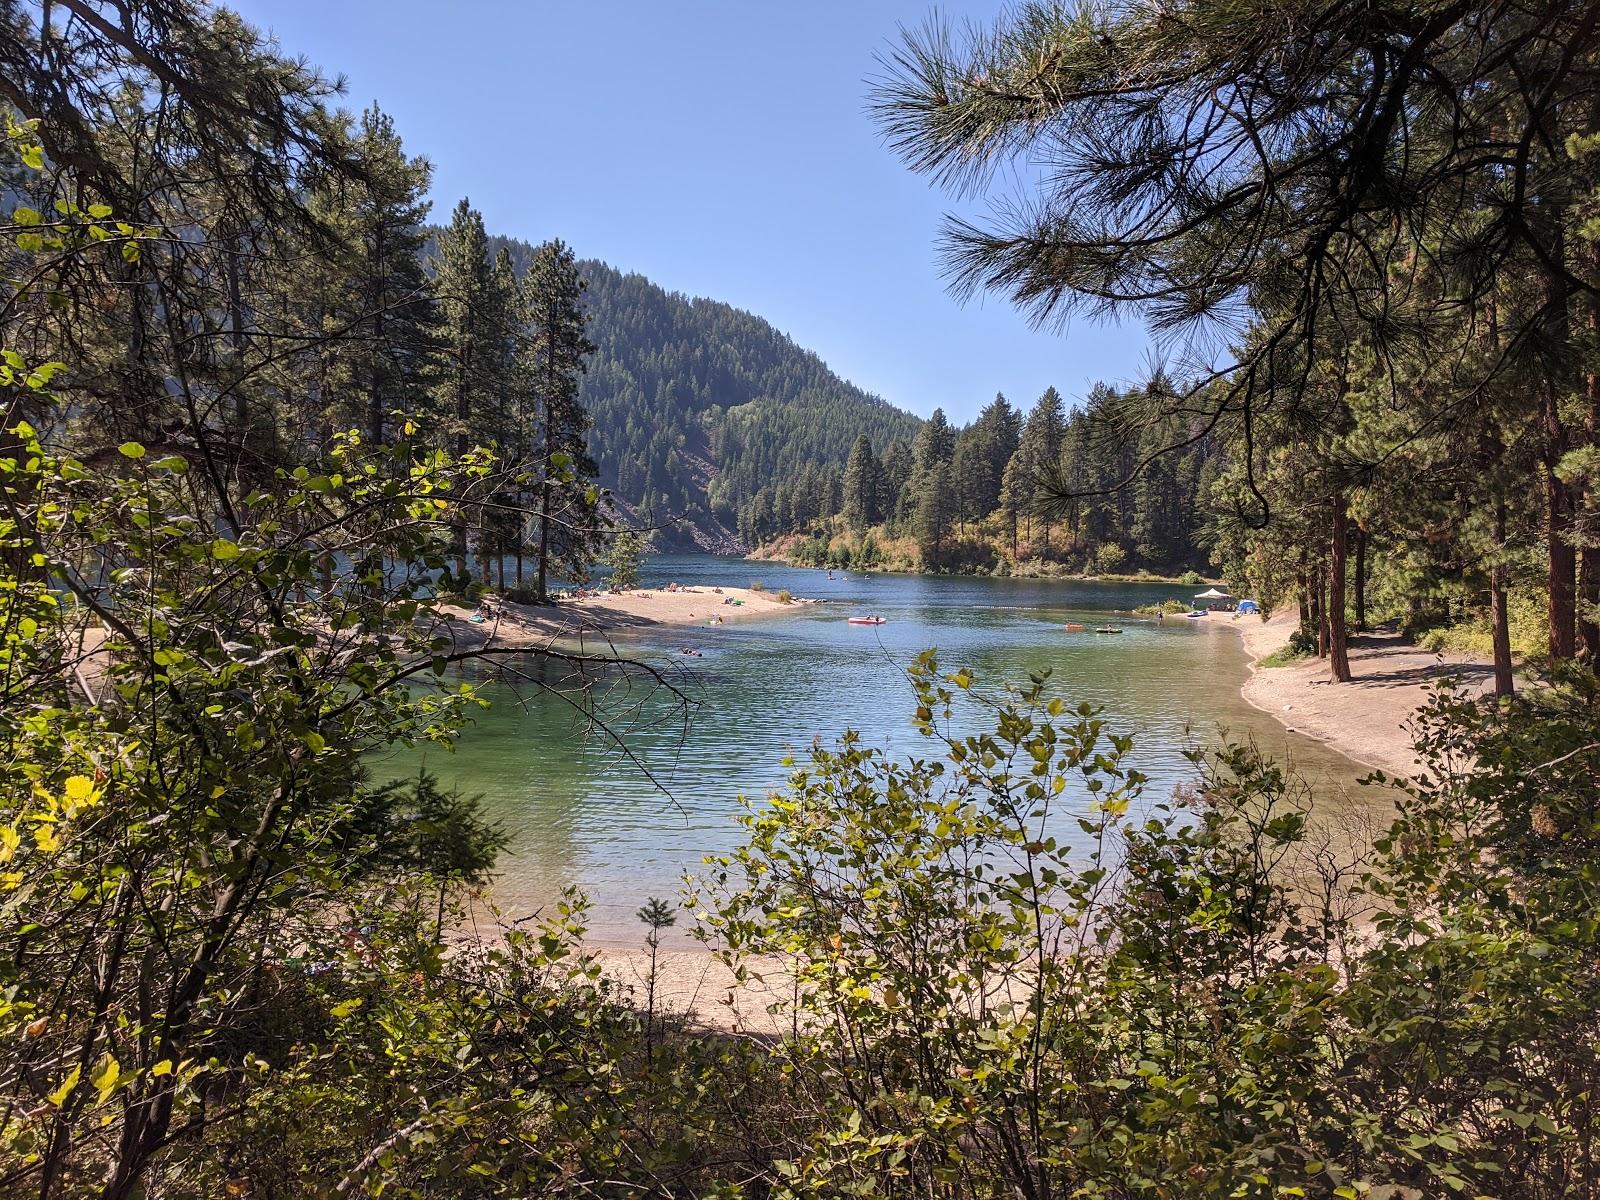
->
[2, 2, 1600, 1199]
[468, 236, 1216, 573]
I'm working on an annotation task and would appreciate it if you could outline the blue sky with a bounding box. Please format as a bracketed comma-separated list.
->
[230, 1, 1149, 423]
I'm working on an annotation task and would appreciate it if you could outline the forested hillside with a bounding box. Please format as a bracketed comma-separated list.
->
[477, 235, 923, 550]
[755, 386, 1219, 576]
[456, 236, 1214, 573]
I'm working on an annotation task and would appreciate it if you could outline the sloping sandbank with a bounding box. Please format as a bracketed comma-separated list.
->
[1216, 608, 1496, 779]
[438, 585, 811, 648]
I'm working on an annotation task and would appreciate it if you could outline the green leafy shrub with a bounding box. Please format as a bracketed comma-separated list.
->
[1092, 541, 1127, 573]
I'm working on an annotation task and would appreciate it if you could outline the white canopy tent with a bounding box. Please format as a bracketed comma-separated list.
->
[1194, 587, 1231, 600]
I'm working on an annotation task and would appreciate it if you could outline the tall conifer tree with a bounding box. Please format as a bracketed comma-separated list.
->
[523, 239, 600, 599]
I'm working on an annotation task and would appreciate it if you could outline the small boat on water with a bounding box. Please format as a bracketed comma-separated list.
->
[1094, 625, 1124, 635]
[1185, 609, 1207, 619]
[1063, 622, 1086, 632]
[847, 615, 887, 626]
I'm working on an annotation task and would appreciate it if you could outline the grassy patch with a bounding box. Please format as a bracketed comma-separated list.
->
[1134, 598, 1191, 616]
[1258, 644, 1313, 668]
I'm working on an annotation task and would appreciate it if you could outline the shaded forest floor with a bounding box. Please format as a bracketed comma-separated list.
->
[1228, 609, 1496, 779]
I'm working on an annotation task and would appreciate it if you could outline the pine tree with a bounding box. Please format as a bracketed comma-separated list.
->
[881, 440, 913, 529]
[841, 434, 881, 531]
[482, 248, 522, 589]
[1017, 388, 1066, 552]
[912, 407, 956, 475]
[431, 199, 494, 575]
[349, 105, 438, 446]
[914, 460, 956, 565]
[522, 239, 600, 599]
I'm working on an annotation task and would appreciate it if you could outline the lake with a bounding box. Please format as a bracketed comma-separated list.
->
[371, 553, 1372, 944]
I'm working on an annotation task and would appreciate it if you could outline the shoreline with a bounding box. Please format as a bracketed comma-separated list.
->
[747, 535, 1218, 586]
[484, 589, 1495, 1015]
[1213, 608, 1495, 780]
[438, 584, 812, 649]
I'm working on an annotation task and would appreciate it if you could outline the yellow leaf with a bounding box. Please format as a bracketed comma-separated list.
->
[90, 1053, 120, 1102]
[151, 1060, 173, 1077]
[62, 775, 100, 810]
[48, 1064, 80, 1107]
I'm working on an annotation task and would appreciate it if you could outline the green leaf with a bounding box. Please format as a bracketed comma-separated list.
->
[211, 539, 240, 560]
[118, 441, 146, 459]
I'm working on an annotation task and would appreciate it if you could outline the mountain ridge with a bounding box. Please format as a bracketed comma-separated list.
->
[478, 234, 924, 551]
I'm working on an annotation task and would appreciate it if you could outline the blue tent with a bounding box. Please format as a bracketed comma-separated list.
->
[1237, 598, 1260, 613]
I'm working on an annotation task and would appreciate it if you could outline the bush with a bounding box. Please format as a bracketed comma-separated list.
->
[775, 589, 793, 603]
[1092, 541, 1127, 574]
[749, 579, 765, 592]
[607, 527, 650, 591]
[690, 659, 1600, 1200]
[1134, 598, 1191, 616]
[1417, 589, 1544, 658]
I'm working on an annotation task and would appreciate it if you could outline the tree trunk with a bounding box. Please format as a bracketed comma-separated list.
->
[1297, 560, 1312, 632]
[1491, 498, 1515, 697]
[1353, 527, 1368, 632]
[1545, 457, 1578, 663]
[1581, 249, 1600, 666]
[1540, 216, 1577, 662]
[1328, 498, 1353, 681]
[536, 480, 551, 601]
[1315, 560, 1329, 659]
[1582, 539, 1600, 668]
[369, 224, 388, 447]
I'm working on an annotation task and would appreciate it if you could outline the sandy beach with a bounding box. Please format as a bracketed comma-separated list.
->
[592, 947, 796, 1037]
[438, 584, 811, 650]
[1221, 608, 1496, 779]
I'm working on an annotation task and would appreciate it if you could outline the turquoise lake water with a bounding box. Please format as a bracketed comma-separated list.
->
[371, 554, 1371, 943]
